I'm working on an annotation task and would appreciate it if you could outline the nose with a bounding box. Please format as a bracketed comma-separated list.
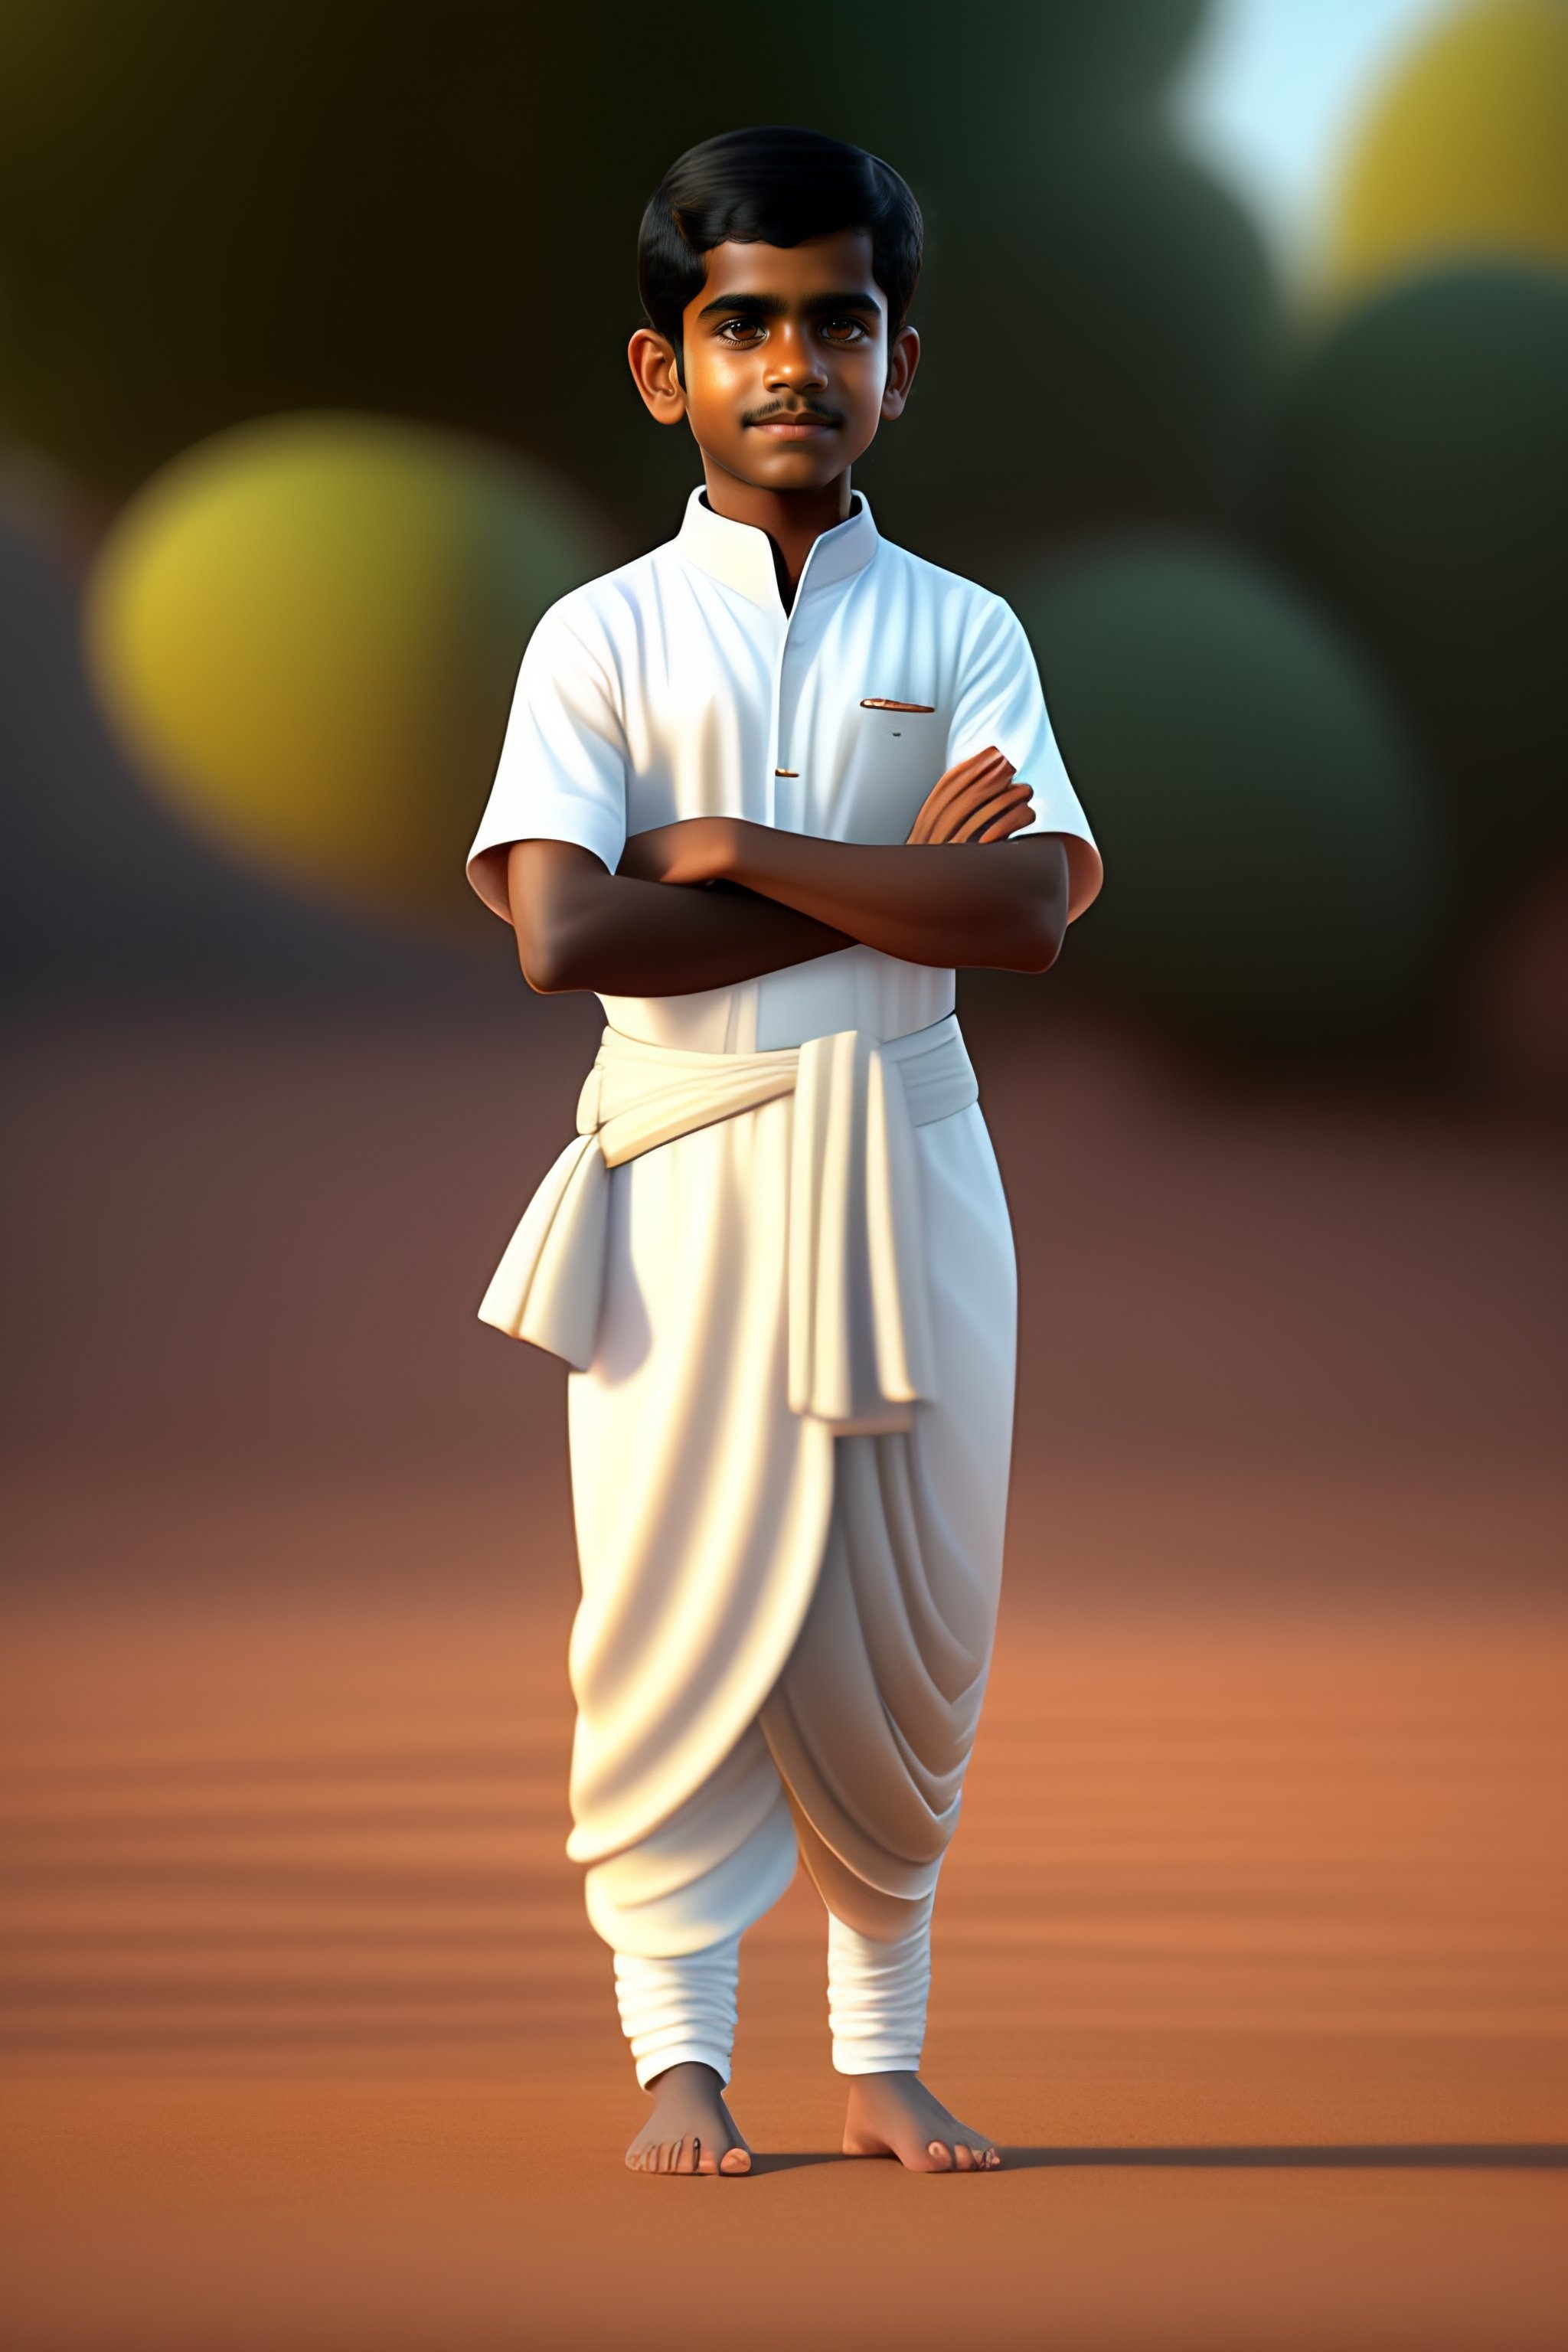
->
[764, 322, 827, 394]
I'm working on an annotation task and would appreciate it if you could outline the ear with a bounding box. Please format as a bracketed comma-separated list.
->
[628, 328, 688, 426]
[880, 325, 920, 421]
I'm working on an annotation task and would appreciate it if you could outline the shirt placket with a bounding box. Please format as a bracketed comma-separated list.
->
[770, 570, 832, 835]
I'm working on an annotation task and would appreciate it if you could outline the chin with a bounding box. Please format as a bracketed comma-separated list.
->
[743, 452, 844, 490]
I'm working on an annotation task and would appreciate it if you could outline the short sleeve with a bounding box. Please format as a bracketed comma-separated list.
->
[465, 600, 629, 921]
[947, 594, 1104, 923]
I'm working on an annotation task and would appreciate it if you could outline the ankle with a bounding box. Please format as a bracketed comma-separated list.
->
[645, 2060, 726, 2097]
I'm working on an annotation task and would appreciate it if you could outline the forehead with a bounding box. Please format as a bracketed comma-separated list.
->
[688, 228, 881, 311]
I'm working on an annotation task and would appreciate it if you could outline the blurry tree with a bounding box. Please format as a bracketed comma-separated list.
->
[1014, 540, 1444, 1060]
[85, 414, 606, 925]
[1267, 266, 1568, 921]
[1327, 0, 1568, 301]
[0, 0, 1276, 567]
[884, 120, 1279, 570]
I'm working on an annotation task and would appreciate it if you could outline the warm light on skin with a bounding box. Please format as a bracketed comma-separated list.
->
[628, 228, 920, 580]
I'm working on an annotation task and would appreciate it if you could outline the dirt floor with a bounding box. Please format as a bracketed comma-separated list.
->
[2, 1005, 1564, 2349]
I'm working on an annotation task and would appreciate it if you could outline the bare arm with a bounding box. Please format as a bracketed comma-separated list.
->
[722, 825, 1070, 972]
[504, 747, 1044, 996]
[504, 839, 852, 995]
[619, 745, 1070, 974]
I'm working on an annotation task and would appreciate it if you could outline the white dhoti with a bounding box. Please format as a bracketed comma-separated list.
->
[480, 1008, 1017, 2079]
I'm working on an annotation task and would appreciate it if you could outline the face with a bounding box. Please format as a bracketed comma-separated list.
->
[629, 227, 919, 492]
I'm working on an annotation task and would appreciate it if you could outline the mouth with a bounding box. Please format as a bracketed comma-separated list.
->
[746, 413, 839, 439]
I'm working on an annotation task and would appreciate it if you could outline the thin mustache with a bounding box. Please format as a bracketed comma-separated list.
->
[743, 405, 844, 426]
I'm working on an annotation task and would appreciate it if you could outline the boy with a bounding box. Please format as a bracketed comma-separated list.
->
[466, 125, 1102, 2175]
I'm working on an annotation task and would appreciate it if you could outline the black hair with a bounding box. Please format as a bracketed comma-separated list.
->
[637, 125, 923, 356]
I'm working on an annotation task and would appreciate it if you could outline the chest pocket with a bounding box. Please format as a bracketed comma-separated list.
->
[835, 700, 944, 844]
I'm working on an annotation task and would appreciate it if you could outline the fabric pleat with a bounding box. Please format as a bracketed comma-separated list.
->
[488, 1014, 1015, 1951]
[760, 1429, 991, 1932]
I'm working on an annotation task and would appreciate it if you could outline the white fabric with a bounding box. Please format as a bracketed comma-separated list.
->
[827, 1903, 934, 2076]
[611, 1909, 933, 2091]
[466, 488, 1083, 1946]
[476, 1013, 975, 1433]
[466, 483, 1103, 1057]
[557, 1080, 1013, 1931]
[614, 1936, 741, 2091]
[586, 1720, 799, 1958]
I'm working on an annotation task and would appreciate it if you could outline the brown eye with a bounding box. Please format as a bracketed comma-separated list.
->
[822, 318, 870, 344]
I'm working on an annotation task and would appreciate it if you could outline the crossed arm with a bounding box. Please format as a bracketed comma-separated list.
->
[504, 746, 1071, 998]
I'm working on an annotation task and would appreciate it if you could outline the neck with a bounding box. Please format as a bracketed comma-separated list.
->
[699, 458, 852, 610]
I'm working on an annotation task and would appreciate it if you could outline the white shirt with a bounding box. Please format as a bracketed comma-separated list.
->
[466, 485, 1103, 1053]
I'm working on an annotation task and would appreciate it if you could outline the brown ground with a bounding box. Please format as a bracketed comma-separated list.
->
[2, 1004, 1565, 2348]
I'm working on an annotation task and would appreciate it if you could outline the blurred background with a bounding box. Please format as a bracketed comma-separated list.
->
[2, 3, 1564, 2347]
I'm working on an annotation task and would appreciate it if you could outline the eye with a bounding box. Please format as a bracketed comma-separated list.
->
[820, 318, 871, 345]
[717, 318, 766, 345]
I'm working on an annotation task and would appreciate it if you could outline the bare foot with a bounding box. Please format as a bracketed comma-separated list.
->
[626, 2061, 753, 2175]
[842, 2071, 1001, 2172]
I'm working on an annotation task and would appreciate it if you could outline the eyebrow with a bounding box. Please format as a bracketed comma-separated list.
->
[696, 289, 884, 321]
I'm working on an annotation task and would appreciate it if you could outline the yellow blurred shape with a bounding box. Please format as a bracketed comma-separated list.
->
[1329, 0, 1568, 298]
[85, 414, 601, 923]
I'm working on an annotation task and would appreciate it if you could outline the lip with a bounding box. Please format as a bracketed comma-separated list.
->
[750, 417, 838, 437]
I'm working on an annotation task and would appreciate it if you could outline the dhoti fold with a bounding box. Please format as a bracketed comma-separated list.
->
[479, 1012, 1017, 1947]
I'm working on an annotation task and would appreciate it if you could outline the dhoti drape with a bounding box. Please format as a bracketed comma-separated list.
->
[479, 1012, 1017, 1950]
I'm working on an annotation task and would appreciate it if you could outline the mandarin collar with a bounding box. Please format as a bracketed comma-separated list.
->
[676, 484, 879, 611]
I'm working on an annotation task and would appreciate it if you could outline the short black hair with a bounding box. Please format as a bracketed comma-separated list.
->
[637, 125, 923, 354]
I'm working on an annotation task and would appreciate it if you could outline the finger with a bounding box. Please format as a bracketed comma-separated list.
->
[936, 772, 1026, 839]
[910, 776, 1004, 844]
[912, 764, 1020, 845]
[926, 743, 1009, 795]
[951, 784, 1033, 843]
[908, 748, 1013, 841]
[959, 789, 1034, 843]
[975, 799, 1037, 843]
[923, 746, 1014, 817]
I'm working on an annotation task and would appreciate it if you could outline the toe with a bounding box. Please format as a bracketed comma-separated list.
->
[719, 2146, 751, 2174]
[926, 2140, 954, 2171]
[953, 2142, 974, 2172]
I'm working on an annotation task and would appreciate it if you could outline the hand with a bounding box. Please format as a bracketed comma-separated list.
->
[618, 816, 733, 887]
[906, 746, 1035, 844]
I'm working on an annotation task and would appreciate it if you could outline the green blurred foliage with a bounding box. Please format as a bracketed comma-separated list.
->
[1014, 541, 1445, 1058]
[890, 122, 1279, 567]
[2, 0, 1555, 1076]
[1267, 267, 1568, 915]
[0, 0, 1254, 563]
